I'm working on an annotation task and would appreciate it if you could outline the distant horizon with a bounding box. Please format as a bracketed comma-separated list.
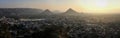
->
[0, 7, 80, 12]
[0, 7, 79, 12]
[0, 7, 120, 14]
[0, 0, 120, 13]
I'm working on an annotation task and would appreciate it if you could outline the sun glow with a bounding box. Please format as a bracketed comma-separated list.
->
[95, 0, 108, 8]
[79, 0, 109, 13]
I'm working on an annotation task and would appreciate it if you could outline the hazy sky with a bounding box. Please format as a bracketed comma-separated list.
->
[0, 0, 120, 13]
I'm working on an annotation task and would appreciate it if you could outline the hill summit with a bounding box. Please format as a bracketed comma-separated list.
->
[42, 9, 52, 13]
[65, 8, 78, 13]
[41, 9, 53, 15]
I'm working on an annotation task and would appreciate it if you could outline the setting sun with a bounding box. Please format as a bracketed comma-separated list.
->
[95, 0, 108, 8]
[79, 0, 109, 13]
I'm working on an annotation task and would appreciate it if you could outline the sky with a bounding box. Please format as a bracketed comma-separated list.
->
[0, 0, 120, 13]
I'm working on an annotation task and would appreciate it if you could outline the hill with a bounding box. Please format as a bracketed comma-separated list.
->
[64, 8, 78, 14]
[0, 8, 43, 17]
